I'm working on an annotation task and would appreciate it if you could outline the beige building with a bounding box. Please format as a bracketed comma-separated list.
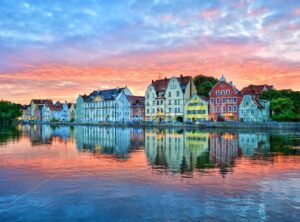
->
[145, 75, 197, 122]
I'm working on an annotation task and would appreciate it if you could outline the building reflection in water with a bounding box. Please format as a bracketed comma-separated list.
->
[22, 124, 74, 146]
[238, 133, 270, 156]
[145, 129, 210, 173]
[22, 125, 271, 174]
[75, 126, 144, 158]
[209, 132, 240, 175]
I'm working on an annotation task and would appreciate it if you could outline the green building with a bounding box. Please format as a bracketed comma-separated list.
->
[239, 95, 270, 122]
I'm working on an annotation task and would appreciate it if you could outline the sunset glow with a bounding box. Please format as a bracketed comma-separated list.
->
[0, 0, 300, 104]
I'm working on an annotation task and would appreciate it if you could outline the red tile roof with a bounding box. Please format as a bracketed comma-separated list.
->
[127, 96, 145, 105]
[152, 75, 192, 94]
[241, 84, 274, 97]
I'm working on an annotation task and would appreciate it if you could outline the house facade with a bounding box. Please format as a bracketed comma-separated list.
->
[127, 96, 145, 122]
[42, 101, 73, 122]
[184, 94, 208, 123]
[238, 95, 270, 122]
[145, 75, 197, 123]
[30, 99, 53, 121]
[76, 87, 132, 123]
[68, 103, 76, 121]
[208, 75, 242, 121]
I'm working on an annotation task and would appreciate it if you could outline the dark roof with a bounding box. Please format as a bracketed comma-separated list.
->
[82, 87, 126, 102]
[31, 99, 53, 105]
[152, 75, 192, 94]
[252, 98, 264, 110]
[127, 96, 145, 105]
[68, 103, 75, 108]
[241, 84, 274, 96]
[49, 103, 63, 111]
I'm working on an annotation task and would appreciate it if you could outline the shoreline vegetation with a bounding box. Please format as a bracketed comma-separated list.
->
[21, 121, 300, 130]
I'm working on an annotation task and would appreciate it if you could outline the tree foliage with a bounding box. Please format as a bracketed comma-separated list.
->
[0, 101, 22, 122]
[194, 74, 218, 97]
[261, 89, 300, 121]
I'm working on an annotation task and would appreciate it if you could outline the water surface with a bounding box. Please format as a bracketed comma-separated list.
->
[0, 124, 299, 221]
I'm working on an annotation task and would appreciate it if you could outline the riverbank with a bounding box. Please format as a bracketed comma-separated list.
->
[21, 121, 300, 130]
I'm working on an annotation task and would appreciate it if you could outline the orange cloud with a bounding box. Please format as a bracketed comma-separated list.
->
[1, 41, 299, 104]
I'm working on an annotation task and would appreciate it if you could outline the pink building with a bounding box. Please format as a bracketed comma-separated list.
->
[127, 96, 145, 122]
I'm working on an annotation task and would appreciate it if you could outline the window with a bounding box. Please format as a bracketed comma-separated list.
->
[157, 100, 159, 105]
[216, 106, 220, 112]
[221, 84, 225, 88]
[210, 106, 214, 113]
[251, 110, 254, 114]
[228, 97, 232, 104]
[228, 106, 232, 112]
[222, 106, 226, 112]
[222, 97, 226, 104]
[168, 92, 171, 97]
[174, 100, 177, 105]
[153, 101, 155, 106]
[216, 98, 220, 104]
[178, 108, 180, 113]
[169, 108, 171, 113]
[160, 100, 163, 105]
[240, 110, 243, 114]
[175, 108, 177, 113]
[226, 89, 230, 95]
[216, 90, 220, 95]
[176, 91, 180, 97]
[169, 100, 171, 105]
[221, 90, 225, 95]
[233, 97, 237, 104]
[210, 98, 214, 104]
[233, 105, 237, 112]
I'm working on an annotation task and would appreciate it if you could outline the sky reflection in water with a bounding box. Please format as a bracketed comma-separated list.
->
[0, 124, 299, 221]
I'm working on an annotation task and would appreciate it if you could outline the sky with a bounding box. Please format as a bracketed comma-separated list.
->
[0, 0, 300, 104]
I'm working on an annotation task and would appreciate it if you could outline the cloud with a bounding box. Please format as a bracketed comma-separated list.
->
[0, 0, 299, 103]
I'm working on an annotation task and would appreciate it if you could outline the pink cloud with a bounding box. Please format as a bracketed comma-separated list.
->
[200, 8, 220, 19]
[1, 39, 299, 104]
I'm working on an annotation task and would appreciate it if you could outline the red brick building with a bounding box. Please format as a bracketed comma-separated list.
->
[127, 96, 145, 122]
[208, 75, 242, 121]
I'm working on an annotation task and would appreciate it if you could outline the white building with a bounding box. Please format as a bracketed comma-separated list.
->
[76, 87, 132, 123]
[145, 75, 197, 123]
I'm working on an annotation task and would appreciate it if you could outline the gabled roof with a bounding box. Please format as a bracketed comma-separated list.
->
[151, 75, 192, 94]
[209, 75, 240, 95]
[127, 96, 145, 105]
[241, 84, 274, 96]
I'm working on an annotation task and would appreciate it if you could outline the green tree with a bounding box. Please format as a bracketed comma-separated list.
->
[194, 74, 218, 97]
[272, 98, 293, 115]
[0, 101, 22, 122]
[261, 89, 300, 121]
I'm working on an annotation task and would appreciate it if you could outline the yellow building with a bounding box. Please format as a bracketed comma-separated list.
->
[184, 94, 208, 123]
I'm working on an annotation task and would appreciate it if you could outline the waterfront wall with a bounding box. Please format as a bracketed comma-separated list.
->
[22, 121, 300, 130]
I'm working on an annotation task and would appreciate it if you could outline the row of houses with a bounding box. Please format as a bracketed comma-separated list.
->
[144, 74, 271, 123]
[22, 100, 76, 122]
[22, 74, 272, 123]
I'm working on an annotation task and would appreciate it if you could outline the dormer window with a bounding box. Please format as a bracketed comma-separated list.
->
[221, 84, 225, 88]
